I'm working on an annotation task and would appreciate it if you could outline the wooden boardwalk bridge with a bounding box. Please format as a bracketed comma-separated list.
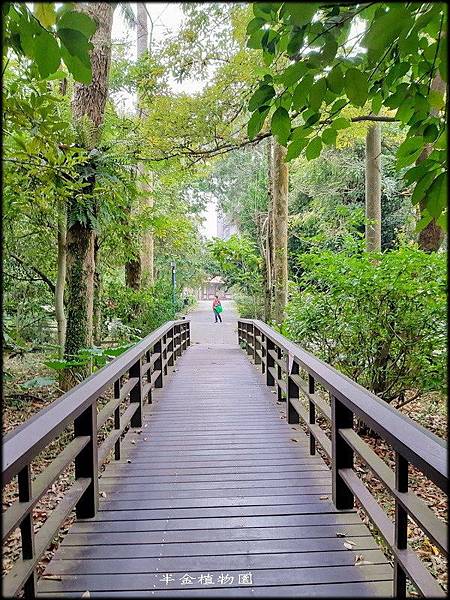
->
[2, 302, 447, 597]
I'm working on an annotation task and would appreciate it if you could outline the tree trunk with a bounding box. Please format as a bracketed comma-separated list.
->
[125, 3, 154, 289]
[55, 199, 66, 359]
[417, 73, 446, 252]
[365, 124, 382, 252]
[93, 235, 102, 345]
[62, 2, 115, 390]
[272, 139, 289, 325]
[264, 137, 274, 322]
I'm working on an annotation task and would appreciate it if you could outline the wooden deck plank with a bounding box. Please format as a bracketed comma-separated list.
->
[55, 536, 380, 560]
[38, 304, 393, 597]
[39, 564, 393, 592]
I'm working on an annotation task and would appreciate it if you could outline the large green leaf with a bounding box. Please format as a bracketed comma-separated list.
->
[426, 173, 446, 219]
[285, 3, 318, 26]
[34, 30, 61, 78]
[309, 78, 326, 111]
[292, 74, 314, 109]
[396, 136, 424, 169]
[247, 106, 269, 140]
[58, 28, 93, 64]
[34, 3, 56, 28]
[286, 137, 308, 161]
[271, 106, 291, 145]
[60, 44, 92, 84]
[344, 68, 368, 107]
[279, 61, 307, 87]
[248, 85, 275, 112]
[57, 10, 97, 39]
[362, 5, 411, 52]
[321, 127, 337, 146]
[305, 137, 322, 160]
[326, 65, 344, 94]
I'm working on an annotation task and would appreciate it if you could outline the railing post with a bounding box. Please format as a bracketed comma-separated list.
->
[114, 377, 121, 459]
[254, 327, 261, 365]
[308, 375, 316, 455]
[394, 453, 408, 597]
[154, 339, 164, 388]
[266, 337, 275, 386]
[186, 321, 191, 347]
[129, 358, 143, 428]
[246, 324, 253, 356]
[18, 465, 36, 597]
[287, 360, 300, 425]
[144, 349, 152, 404]
[74, 403, 98, 518]
[276, 346, 283, 401]
[331, 396, 354, 510]
[168, 326, 175, 366]
[261, 333, 266, 374]
[163, 334, 168, 376]
[237, 321, 242, 345]
[175, 323, 181, 359]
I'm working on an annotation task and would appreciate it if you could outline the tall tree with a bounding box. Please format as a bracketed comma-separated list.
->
[125, 3, 154, 289]
[272, 139, 289, 324]
[64, 2, 115, 388]
[137, 3, 154, 287]
[365, 124, 382, 251]
[264, 137, 274, 322]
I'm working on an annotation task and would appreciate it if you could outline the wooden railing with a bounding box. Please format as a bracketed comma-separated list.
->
[2, 319, 190, 598]
[238, 319, 447, 598]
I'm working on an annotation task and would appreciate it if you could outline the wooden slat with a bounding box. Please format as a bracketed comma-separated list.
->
[289, 397, 331, 458]
[2, 437, 89, 542]
[98, 404, 139, 466]
[38, 565, 392, 593]
[340, 468, 445, 597]
[119, 377, 139, 402]
[3, 478, 90, 598]
[340, 428, 447, 555]
[141, 354, 158, 376]
[150, 369, 161, 386]
[291, 374, 331, 421]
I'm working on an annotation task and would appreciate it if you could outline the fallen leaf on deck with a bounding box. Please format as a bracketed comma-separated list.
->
[336, 532, 346, 538]
[82, 592, 91, 598]
[99, 491, 106, 498]
[42, 575, 62, 581]
[320, 495, 329, 500]
[344, 542, 354, 550]
[291, 438, 299, 442]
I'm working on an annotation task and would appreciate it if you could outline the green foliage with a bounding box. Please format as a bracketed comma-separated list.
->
[21, 376, 56, 389]
[288, 135, 416, 258]
[3, 3, 97, 83]
[103, 279, 184, 340]
[208, 235, 263, 297]
[284, 247, 447, 404]
[245, 2, 448, 225]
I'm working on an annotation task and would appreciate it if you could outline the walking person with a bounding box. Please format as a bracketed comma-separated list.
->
[212, 294, 223, 323]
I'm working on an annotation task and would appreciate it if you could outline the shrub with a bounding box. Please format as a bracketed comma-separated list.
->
[284, 247, 447, 405]
[234, 291, 265, 320]
[102, 278, 184, 341]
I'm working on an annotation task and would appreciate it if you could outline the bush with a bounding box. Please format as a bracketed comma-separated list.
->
[284, 247, 447, 405]
[102, 278, 185, 341]
[234, 291, 265, 320]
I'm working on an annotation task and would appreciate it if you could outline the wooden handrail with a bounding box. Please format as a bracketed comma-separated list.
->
[238, 318, 447, 598]
[239, 319, 446, 491]
[2, 318, 190, 598]
[2, 319, 188, 486]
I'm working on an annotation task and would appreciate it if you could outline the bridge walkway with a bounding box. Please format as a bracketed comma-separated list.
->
[38, 301, 393, 597]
